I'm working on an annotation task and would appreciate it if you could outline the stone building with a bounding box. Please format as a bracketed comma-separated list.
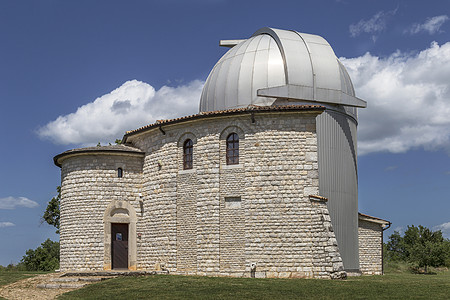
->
[358, 213, 390, 275]
[54, 28, 390, 278]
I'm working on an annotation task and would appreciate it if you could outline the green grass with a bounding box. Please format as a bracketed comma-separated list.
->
[0, 270, 45, 287]
[58, 270, 450, 300]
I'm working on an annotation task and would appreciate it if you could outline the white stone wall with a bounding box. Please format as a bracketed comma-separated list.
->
[59, 111, 346, 278]
[60, 154, 143, 271]
[358, 219, 383, 275]
[129, 112, 345, 278]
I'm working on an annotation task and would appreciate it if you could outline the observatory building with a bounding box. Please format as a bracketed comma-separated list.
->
[54, 28, 390, 278]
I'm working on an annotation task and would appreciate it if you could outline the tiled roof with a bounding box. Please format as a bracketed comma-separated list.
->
[54, 144, 144, 167]
[358, 212, 391, 225]
[123, 104, 325, 141]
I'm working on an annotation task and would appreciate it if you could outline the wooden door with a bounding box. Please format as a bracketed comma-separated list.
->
[111, 223, 128, 269]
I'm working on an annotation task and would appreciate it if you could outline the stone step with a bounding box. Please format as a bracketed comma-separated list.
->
[49, 277, 109, 282]
[62, 270, 168, 277]
[50, 277, 79, 282]
[79, 277, 110, 282]
[37, 275, 113, 289]
[37, 283, 87, 289]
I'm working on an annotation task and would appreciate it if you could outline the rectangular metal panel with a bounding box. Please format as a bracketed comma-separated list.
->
[238, 51, 256, 106]
[317, 111, 359, 270]
[282, 39, 313, 86]
[267, 39, 285, 88]
[308, 43, 341, 90]
[226, 53, 244, 108]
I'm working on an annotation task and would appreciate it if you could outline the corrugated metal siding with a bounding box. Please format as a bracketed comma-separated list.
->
[317, 110, 359, 271]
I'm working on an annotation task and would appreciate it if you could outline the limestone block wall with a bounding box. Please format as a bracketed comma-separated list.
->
[358, 219, 383, 275]
[59, 154, 143, 271]
[130, 111, 345, 278]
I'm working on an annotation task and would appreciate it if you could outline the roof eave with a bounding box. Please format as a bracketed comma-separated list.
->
[122, 105, 325, 144]
[53, 149, 145, 168]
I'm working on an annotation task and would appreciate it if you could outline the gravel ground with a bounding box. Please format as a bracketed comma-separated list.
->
[0, 273, 86, 300]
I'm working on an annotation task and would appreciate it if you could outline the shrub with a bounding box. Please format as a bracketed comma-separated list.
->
[20, 239, 59, 271]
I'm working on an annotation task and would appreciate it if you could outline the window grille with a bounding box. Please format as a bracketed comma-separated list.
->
[183, 139, 193, 169]
[226, 133, 239, 165]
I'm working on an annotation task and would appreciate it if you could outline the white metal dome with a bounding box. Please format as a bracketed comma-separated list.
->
[199, 27, 366, 112]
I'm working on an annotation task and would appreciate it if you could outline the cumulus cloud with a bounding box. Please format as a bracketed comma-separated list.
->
[341, 41, 450, 155]
[349, 9, 397, 41]
[406, 15, 449, 35]
[0, 197, 39, 210]
[38, 42, 450, 156]
[38, 80, 203, 145]
[433, 222, 450, 239]
[0, 222, 15, 228]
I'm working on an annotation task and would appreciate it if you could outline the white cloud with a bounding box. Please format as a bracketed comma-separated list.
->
[0, 222, 15, 228]
[433, 222, 450, 239]
[349, 9, 397, 40]
[407, 15, 449, 35]
[341, 41, 450, 155]
[39, 42, 450, 157]
[384, 166, 398, 172]
[38, 80, 203, 145]
[0, 197, 38, 210]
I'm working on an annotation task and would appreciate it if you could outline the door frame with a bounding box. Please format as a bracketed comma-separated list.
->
[103, 200, 137, 270]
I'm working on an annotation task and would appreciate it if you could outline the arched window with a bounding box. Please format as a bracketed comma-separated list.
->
[118, 168, 123, 178]
[226, 133, 239, 165]
[183, 139, 193, 170]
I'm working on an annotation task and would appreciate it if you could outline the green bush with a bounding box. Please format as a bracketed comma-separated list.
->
[0, 263, 26, 272]
[20, 239, 59, 271]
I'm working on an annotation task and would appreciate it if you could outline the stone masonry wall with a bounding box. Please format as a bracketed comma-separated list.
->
[358, 219, 383, 275]
[130, 111, 345, 278]
[60, 154, 143, 271]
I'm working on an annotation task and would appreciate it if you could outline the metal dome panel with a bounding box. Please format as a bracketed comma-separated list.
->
[200, 33, 286, 111]
[199, 27, 366, 112]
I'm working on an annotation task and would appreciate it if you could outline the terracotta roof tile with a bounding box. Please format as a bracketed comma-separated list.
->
[123, 104, 325, 140]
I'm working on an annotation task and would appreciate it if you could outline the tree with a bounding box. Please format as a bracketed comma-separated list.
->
[42, 186, 60, 234]
[19, 239, 59, 271]
[385, 225, 449, 273]
[404, 225, 447, 273]
[386, 230, 407, 261]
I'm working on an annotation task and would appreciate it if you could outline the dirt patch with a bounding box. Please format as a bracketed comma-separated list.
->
[0, 273, 79, 300]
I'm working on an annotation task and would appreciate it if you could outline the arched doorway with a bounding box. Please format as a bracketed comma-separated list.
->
[103, 200, 137, 270]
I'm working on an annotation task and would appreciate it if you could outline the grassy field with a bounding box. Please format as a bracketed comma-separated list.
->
[58, 270, 450, 300]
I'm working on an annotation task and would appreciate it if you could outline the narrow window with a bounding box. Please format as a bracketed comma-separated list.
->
[118, 168, 123, 178]
[226, 133, 239, 165]
[183, 139, 193, 170]
[225, 197, 241, 208]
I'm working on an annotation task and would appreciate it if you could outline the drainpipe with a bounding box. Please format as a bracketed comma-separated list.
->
[381, 222, 392, 275]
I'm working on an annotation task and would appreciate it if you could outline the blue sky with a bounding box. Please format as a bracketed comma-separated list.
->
[1, 0, 449, 266]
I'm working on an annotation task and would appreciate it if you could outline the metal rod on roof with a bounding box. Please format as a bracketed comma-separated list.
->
[159, 125, 165, 135]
